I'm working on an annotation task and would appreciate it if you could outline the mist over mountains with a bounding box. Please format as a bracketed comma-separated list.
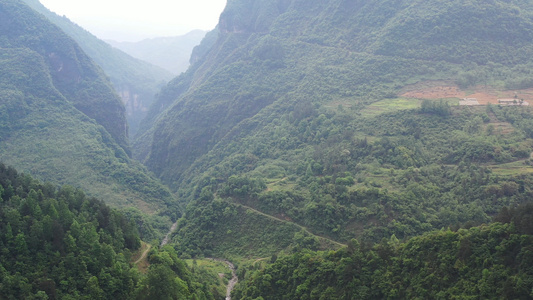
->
[106, 30, 207, 74]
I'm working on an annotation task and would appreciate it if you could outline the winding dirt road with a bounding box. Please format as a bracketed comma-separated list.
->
[134, 243, 152, 265]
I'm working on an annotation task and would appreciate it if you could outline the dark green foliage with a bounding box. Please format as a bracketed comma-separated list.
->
[0, 163, 141, 299]
[420, 99, 451, 116]
[166, 103, 533, 253]
[138, 0, 533, 193]
[233, 210, 533, 299]
[172, 199, 317, 258]
[0, 164, 219, 299]
[134, 0, 533, 259]
[134, 246, 223, 299]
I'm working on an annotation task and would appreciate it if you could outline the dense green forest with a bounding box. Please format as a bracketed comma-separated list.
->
[233, 204, 533, 299]
[133, 0, 533, 256]
[0, 163, 225, 299]
[0, 0, 128, 151]
[127, 0, 533, 297]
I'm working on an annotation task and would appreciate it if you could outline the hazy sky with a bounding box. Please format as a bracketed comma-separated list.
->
[39, 0, 227, 42]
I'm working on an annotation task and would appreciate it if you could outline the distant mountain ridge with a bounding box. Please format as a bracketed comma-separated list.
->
[106, 30, 207, 75]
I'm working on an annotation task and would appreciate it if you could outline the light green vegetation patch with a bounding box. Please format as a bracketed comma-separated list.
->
[185, 259, 232, 278]
[361, 98, 422, 116]
[490, 160, 533, 176]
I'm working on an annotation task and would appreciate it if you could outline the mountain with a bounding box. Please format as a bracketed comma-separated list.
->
[106, 30, 207, 75]
[1, 0, 128, 151]
[0, 0, 174, 214]
[22, 0, 174, 137]
[138, 0, 533, 258]
[4, 0, 533, 297]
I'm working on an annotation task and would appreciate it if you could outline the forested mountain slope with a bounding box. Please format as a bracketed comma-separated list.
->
[233, 204, 533, 299]
[1, 0, 128, 151]
[107, 30, 207, 75]
[0, 164, 224, 299]
[22, 0, 173, 136]
[137, 0, 533, 258]
[0, 0, 174, 212]
[142, 0, 533, 186]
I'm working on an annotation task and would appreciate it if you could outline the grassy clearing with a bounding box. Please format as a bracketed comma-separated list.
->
[489, 160, 533, 176]
[183, 259, 229, 296]
[266, 180, 297, 192]
[185, 259, 232, 279]
[361, 98, 421, 116]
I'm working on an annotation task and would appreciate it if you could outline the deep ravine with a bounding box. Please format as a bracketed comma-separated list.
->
[160, 221, 178, 247]
[209, 258, 238, 300]
[223, 260, 238, 300]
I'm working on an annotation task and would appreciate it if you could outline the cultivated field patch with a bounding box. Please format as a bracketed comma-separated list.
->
[361, 98, 422, 116]
[400, 81, 533, 105]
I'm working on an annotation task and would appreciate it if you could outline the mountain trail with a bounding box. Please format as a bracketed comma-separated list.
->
[134, 243, 152, 265]
[233, 202, 346, 248]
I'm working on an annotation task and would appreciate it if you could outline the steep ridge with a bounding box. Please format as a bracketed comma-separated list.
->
[1, 0, 128, 151]
[140, 0, 533, 258]
[143, 0, 533, 188]
[21, 0, 173, 137]
[0, 0, 175, 213]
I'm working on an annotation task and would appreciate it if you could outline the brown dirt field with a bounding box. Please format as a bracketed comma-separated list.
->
[400, 81, 533, 105]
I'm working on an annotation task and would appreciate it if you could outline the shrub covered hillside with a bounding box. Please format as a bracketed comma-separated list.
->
[134, 0, 533, 258]
[0, 163, 224, 299]
[0, 0, 175, 214]
[233, 204, 533, 299]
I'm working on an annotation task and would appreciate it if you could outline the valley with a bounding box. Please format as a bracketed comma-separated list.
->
[2, 0, 533, 298]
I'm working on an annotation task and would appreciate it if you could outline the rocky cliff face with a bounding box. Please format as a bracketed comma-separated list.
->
[117, 84, 159, 137]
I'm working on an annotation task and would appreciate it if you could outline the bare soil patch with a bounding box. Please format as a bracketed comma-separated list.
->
[400, 81, 533, 105]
